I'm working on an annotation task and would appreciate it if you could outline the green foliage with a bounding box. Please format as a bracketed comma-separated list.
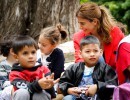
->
[80, 0, 130, 34]
[80, 0, 90, 4]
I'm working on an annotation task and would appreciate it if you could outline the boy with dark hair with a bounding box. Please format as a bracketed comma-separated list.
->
[9, 35, 59, 100]
[59, 35, 118, 100]
[0, 35, 17, 100]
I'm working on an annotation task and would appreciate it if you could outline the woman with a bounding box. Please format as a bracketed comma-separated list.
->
[73, 2, 124, 69]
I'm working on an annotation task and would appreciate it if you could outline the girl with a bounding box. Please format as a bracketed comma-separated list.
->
[73, 2, 124, 70]
[37, 24, 67, 80]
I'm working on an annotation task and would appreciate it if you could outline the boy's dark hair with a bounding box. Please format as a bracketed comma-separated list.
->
[12, 35, 38, 54]
[0, 40, 12, 57]
[0, 35, 16, 57]
[80, 35, 100, 50]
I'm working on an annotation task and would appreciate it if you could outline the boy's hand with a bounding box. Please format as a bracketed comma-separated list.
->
[85, 84, 97, 97]
[38, 76, 53, 89]
[67, 87, 82, 97]
[46, 73, 60, 84]
[38, 73, 59, 89]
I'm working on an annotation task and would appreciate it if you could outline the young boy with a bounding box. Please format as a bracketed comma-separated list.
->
[59, 35, 118, 100]
[9, 35, 59, 100]
[0, 36, 17, 100]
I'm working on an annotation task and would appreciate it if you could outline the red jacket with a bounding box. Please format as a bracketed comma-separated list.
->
[9, 62, 56, 98]
[116, 35, 130, 84]
[73, 26, 124, 69]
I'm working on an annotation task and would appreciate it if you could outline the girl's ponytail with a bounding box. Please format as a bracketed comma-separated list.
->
[57, 24, 67, 40]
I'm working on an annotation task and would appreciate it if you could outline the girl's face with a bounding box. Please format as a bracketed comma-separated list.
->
[14, 46, 37, 68]
[77, 17, 98, 34]
[38, 35, 56, 55]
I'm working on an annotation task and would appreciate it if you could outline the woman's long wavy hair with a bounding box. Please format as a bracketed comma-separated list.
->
[76, 2, 117, 44]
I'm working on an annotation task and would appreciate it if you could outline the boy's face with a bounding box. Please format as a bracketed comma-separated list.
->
[80, 44, 103, 67]
[14, 45, 37, 68]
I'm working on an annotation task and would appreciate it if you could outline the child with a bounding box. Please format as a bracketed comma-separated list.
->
[0, 38, 13, 90]
[37, 24, 67, 80]
[0, 36, 17, 100]
[59, 35, 118, 100]
[9, 35, 59, 100]
[116, 34, 130, 84]
[112, 34, 130, 100]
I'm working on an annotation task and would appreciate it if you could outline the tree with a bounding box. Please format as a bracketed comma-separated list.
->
[0, 0, 80, 41]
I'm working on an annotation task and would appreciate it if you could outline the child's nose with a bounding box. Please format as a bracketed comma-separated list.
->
[90, 52, 94, 56]
[29, 54, 34, 58]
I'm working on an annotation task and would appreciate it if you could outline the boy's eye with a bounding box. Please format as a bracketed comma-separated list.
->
[85, 51, 90, 53]
[23, 51, 28, 55]
[94, 50, 98, 52]
[32, 51, 36, 54]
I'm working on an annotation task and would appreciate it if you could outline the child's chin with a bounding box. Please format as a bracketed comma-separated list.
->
[27, 64, 35, 68]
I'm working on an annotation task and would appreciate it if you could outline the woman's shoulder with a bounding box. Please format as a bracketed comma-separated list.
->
[111, 26, 123, 35]
[110, 26, 124, 39]
[73, 30, 86, 37]
[73, 30, 87, 43]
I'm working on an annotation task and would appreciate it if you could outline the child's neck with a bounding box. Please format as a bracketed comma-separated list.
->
[6, 55, 17, 66]
[43, 48, 55, 56]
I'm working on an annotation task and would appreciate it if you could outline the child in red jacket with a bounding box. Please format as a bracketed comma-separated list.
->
[9, 35, 59, 100]
[116, 35, 130, 84]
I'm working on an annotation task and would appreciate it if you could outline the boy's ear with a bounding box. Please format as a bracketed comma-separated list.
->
[100, 49, 103, 56]
[79, 50, 83, 58]
[10, 48, 18, 59]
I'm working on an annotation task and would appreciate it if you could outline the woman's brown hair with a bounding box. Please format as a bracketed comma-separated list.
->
[76, 2, 117, 43]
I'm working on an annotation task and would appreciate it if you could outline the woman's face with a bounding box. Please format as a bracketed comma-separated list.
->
[77, 17, 98, 34]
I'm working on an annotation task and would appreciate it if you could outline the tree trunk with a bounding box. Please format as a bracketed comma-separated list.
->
[0, 0, 80, 41]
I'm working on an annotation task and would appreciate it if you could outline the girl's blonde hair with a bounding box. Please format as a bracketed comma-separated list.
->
[39, 24, 67, 45]
[76, 2, 117, 43]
